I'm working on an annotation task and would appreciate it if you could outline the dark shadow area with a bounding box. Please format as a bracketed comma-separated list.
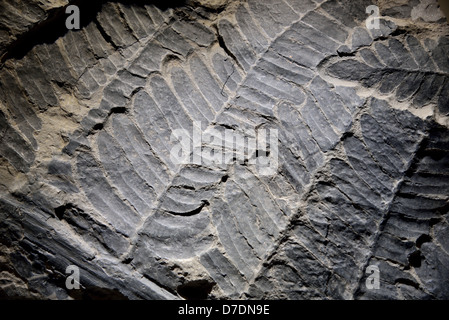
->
[395, 278, 420, 289]
[0, 0, 186, 66]
[54, 203, 70, 220]
[416, 234, 432, 249]
[177, 280, 215, 300]
[408, 250, 423, 268]
[439, 0, 449, 23]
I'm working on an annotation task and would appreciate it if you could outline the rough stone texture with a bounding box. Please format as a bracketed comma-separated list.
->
[0, 0, 448, 300]
[0, 0, 65, 55]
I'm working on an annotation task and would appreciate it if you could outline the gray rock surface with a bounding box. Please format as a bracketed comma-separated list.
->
[0, 0, 448, 300]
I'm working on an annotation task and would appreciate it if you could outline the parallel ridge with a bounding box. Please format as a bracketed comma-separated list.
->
[0, 110, 35, 172]
[0, 4, 180, 295]
[0, 2, 196, 298]
[327, 26, 449, 115]
[0, 3, 172, 171]
[76, 6, 218, 241]
[4, 0, 448, 300]
[0, 194, 178, 300]
[0, 0, 47, 57]
[0, 66, 41, 170]
[198, 0, 373, 297]
[355, 124, 449, 300]
[248, 99, 428, 299]
[71, 0, 375, 297]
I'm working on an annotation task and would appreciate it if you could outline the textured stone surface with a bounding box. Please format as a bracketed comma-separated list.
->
[0, 0, 448, 300]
